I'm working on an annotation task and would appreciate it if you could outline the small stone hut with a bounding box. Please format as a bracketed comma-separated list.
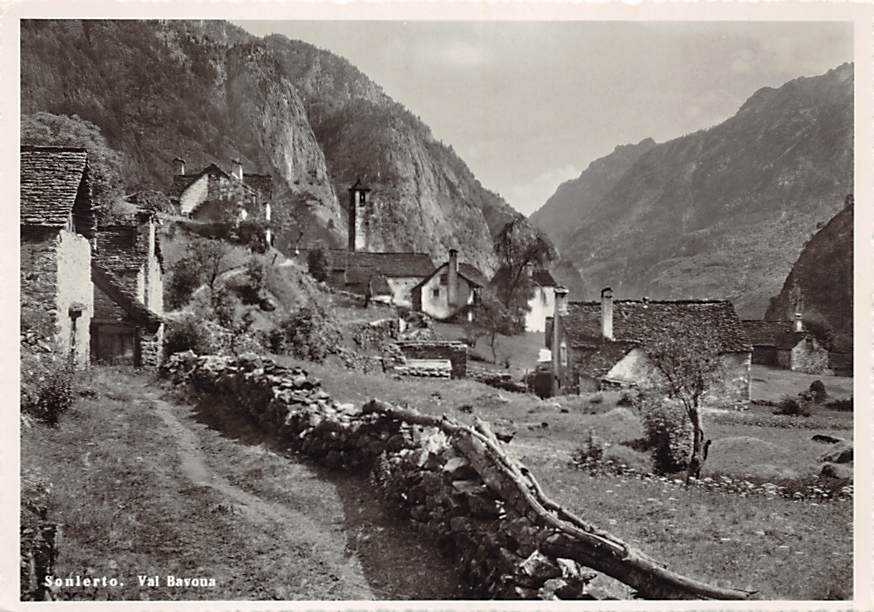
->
[20, 146, 96, 368]
[741, 318, 830, 374]
[91, 212, 164, 366]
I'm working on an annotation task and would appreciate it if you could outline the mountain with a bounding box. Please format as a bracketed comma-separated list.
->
[530, 64, 853, 318]
[765, 198, 853, 352]
[20, 19, 525, 274]
[530, 138, 657, 248]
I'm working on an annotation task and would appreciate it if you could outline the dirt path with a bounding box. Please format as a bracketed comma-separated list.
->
[143, 385, 376, 599]
[145, 383, 467, 599]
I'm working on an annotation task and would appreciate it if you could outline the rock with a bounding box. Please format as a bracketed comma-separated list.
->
[812, 434, 845, 444]
[820, 443, 853, 464]
[820, 462, 853, 480]
[516, 550, 562, 586]
[538, 577, 567, 600]
[443, 456, 477, 479]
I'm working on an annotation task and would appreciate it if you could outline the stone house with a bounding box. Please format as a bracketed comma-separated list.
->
[546, 288, 751, 405]
[741, 317, 830, 374]
[20, 146, 96, 368]
[297, 248, 436, 306]
[412, 249, 488, 321]
[91, 212, 164, 366]
[524, 268, 556, 333]
[171, 157, 273, 243]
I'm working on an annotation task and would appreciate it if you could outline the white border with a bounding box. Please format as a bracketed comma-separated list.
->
[1, 2, 870, 611]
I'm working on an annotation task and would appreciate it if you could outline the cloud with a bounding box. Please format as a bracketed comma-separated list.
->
[504, 164, 580, 216]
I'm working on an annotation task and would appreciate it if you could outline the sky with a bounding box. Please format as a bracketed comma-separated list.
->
[235, 21, 853, 216]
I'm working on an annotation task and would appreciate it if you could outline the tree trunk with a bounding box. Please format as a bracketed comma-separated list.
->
[685, 407, 706, 485]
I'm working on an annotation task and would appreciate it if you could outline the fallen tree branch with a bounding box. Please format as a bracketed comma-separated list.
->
[363, 398, 754, 600]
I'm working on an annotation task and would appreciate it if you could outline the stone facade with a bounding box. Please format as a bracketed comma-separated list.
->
[22, 228, 93, 368]
[779, 336, 830, 374]
[526, 285, 555, 333]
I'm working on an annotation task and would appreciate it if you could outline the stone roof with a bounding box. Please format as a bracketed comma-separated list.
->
[531, 269, 556, 287]
[458, 262, 489, 288]
[575, 342, 636, 378]
[20, 146, 93, 233]
[302, 249, 436, 278]
[92, 262, 162, 332]
[559, 299, 751, 354]
[741, 320, 795, 346]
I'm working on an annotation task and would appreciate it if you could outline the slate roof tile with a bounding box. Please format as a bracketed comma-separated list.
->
[20, 146, 92, 230]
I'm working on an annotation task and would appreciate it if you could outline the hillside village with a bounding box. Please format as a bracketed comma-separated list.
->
[18, 19, 855, 605]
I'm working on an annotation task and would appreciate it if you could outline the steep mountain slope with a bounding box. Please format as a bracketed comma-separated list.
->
[20, 19, 525, 274]
[531, 64, 853, 318]
[765, 198, 853, 352]
[530, 138, 656, 247]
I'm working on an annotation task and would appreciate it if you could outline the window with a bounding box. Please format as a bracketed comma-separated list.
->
[439, 273, 448, 285]
[432, 288, 440, 298]
[560, 341, 568, 366]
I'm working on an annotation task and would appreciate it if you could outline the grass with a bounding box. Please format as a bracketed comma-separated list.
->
[432, 322, 546, 376]
[21, 367, 465, 600]
[274, 354, 853, 599]
[750, 364, 852, 403]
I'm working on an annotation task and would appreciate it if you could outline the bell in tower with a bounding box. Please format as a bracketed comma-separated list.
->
[348, 178, 372, 252]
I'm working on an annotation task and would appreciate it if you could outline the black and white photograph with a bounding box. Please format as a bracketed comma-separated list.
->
[8, 6, 868, 609]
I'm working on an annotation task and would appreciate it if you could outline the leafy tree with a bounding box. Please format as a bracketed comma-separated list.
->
[273, 191, 318, 252]
[492, 217, 556, 319]
[166, 237, 232, 308]
[307, 246, 331, 282]
[468, 291, 519, 363]
[21, 112, 128, 223]
[646, 330, 724, 484]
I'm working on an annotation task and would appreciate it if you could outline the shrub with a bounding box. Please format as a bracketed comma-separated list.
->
[307, 247, 330, 282]
[163, 315, 213, 356]
[774, 395, 812, 417]
[269, 306, 342, 362]
[809, 380, 828, 403]
[238, 256, 266, 304]
[573, 428, 606, 463]
[20, 469, 55, 601]
[20, 350, 76, 426]
[617, 388, 642, 408]
[166, 258, 203, 309]
[825, 396, 853, 412]
[639, 396, 692, 473]
[603, 444, 652, 472]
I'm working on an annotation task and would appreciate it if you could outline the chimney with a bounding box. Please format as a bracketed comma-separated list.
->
[551, 285, 569, 397]
[600, 287, 614, 341]
[794, 312, 804, 333]
[173, 157, 186, 176]
[231, 159, 244, 181]
[447, 248, 459, 308]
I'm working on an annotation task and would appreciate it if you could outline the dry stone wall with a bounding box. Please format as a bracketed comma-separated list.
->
[160, 351, 594, 599]
[395, 341, 468, 379]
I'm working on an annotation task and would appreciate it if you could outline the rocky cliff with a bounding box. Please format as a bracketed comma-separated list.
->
[21, 20, 525, 274]
[530, 64, 853, 318]
[765, 199, 853, 352]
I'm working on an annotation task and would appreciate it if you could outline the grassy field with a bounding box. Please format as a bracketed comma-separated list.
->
[274, 354, 853, 599]
[21, 368, 465, 600]
[23, 359, 852, 601]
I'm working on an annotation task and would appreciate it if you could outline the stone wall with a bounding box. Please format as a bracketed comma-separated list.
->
[140, 324, 164, 368]
[160, 352, 595, 600]
[21, 229, 59, 342]
[396, 341, 468, 379]
[787, 338, 830, 375]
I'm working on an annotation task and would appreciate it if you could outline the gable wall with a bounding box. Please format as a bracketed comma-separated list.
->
[55, 229, 93, 368]
[417, 265, 476, 319]
[21, 229, 60, 342]
[525, 285, 554, 332]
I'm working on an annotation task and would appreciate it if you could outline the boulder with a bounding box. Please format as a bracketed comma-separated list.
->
[820, 443, 853, 464]
[820, 462, 853, 480]
[516, 550, 562, 587]
[812, 434, 845, 445]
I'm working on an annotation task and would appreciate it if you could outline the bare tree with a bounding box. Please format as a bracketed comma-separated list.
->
[273, 191, 317, 252]
[646, 331, 723, 484]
